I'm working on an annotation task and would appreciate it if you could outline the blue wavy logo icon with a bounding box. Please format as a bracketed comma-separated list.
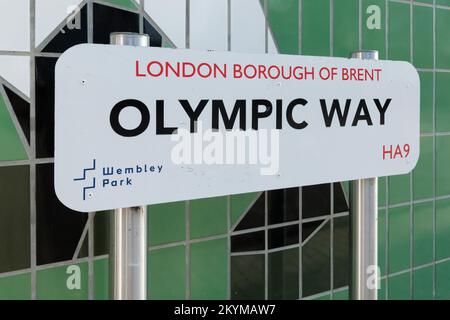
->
[73, 159, 96, 201]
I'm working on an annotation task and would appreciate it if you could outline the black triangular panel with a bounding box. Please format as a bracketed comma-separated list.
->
[42, 5, 88, 53]
[302, 183, 331, 219]
[302, 220, 325, 243]
[333, 216, 349, 288]
[144, 18, 163, 47]
[235, 193, 265, 231]
[3, 85, 30, 143]
[231, 231, 265, 252]
[302, 221, 331, 296]
[334, 182, 349, 213]
[35, 57, 57, 158]
[93, 3, 139, 44]
[268, 188, 299, 224]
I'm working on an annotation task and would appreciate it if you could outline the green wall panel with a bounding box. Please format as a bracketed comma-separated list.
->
[418, 72, 433, 134]
[37, 263, 88, 300]
[231, 192, 260, 226]
[332, 288, 349, 300]
[388, 272, 411, 300]
[388, 2, 411, 61]
[388, 174, 411, 205]
[102, 0, 138, 10]
[436, 260, 450, 299]
[0, 273, 31, 300]
[0, 93, 27, 161]
[413, 266, 433, 300]
[333, 0, 358, 57]
[413, 202, 434, 266]
[436, 136, 450, 197]
[313, 293, 330, 300]
[378, 209, 387, 276]
[94, 258, 108, 300]
[0, 165, 30, 273]
[436, 72, 450, 133]
[436, 0, 450, 6]
[388, 206, 411, 273]
[190, 196, 227, 239]
[436, 198, 450, 260]
[190, 239, 228, 299]
[266, 0, 299, 54]
[148, 246, 186, 300]
[436, 8, 450, 69]
[148, 201, 185, 246]
[413, 137, 433, 200]
[378, 278, 387, 300]
[378, 176, 386, 206]
[413, 5, 433, 68]
[362, 0, 386, 59]
[302, 0, 330, 56]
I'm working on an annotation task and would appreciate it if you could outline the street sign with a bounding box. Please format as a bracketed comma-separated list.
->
[55, 44, 420, 212]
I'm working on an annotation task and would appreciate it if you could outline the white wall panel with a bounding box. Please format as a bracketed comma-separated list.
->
[0, 55, 30, 97]
[190, 0, 227, 51]
[36, 0, 83, 48]
[268, 31, 278, 54]
[145, 0, 186, 48]
[0, 0, 30, 51]
[230, 0, 265, 53]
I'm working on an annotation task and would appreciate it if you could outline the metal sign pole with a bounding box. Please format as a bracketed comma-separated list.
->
[349, 50, 379, 300]
[109, 33, 149, 300]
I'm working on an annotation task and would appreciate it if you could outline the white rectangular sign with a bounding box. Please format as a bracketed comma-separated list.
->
[55, 44, 420, 212]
